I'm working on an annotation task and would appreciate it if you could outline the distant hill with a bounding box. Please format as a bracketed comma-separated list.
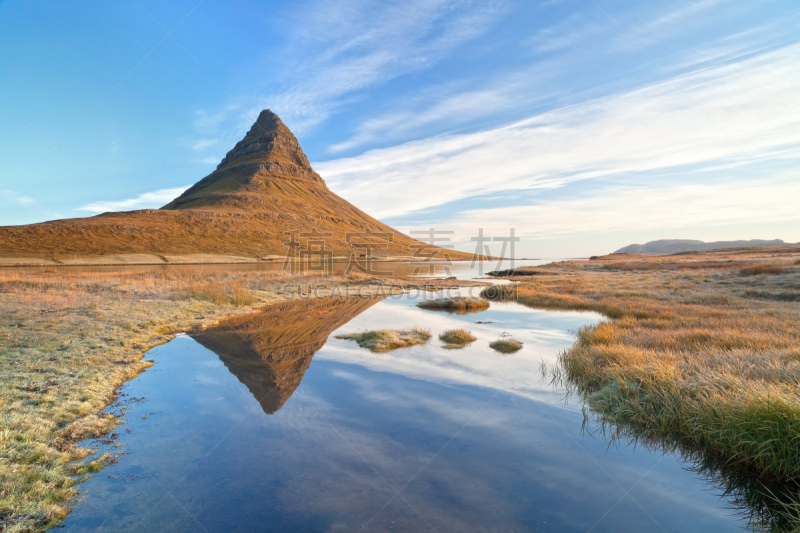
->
[614, 239, 789, 255]
[0, 110, 468, 263]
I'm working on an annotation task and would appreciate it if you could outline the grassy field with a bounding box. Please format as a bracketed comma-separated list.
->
[484, 246, 800, 529]
[0, 267, 470, 532]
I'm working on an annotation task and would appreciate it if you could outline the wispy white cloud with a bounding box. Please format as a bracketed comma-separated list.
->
[315, 42, 800, 220]
[77, 186, 190, 213]
[327, 69, 552, 153]
[523, 12, 607, 53]
[320, 2, 798, 155]
[190, 139, 217, 151]
[14, 195, 35, 207]
[0, 190, 63, 221]
[621, 0, 737, 50]
[272, 0, 508, 131]
[195, 0, 509, 141]
[442, 174, 800, 243]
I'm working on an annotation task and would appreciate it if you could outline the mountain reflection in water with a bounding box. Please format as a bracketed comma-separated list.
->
[191, 297, 380, 415]
[60, 294, 759, 532]
[197, 291, 800, 532]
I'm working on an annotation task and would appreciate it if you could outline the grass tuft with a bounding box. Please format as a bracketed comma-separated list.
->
[439, 328, 477, 348]
[336, 327, 431, 352]
[417, 297, 489, 312]
[489, 338, 523, 353]
[181, 279, 258, 305]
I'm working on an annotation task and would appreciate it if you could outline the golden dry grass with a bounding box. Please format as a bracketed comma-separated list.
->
[489, 338, 523, 353]
[484, 246, 800, 529]
[439, 328, 477, 348]
[417, 297, 490, 312]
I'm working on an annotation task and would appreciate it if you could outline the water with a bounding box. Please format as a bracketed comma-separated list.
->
[60, 287, 747, 532]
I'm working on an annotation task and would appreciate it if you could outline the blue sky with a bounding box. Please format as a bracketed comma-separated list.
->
[1, 0, 799, 257]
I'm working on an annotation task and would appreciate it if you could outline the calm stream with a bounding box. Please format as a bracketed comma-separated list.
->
[61, 264, 747, 532]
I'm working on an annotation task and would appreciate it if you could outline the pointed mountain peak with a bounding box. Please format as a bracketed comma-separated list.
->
[216, 109, 313, 172]
[254, 108, 282, 129]
[162, 109, 324, 210]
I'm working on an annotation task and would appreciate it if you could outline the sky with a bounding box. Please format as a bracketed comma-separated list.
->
[1, 0, 799, 257]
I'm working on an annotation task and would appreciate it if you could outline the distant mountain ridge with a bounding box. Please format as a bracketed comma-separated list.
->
[614, 239, 790, 255]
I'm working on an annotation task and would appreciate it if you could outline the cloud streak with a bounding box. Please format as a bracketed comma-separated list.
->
[262, 0, 508, 132]
[315, 42, 800, 221]
[442, 174, 800, 243]
[77, 186, 190, 214]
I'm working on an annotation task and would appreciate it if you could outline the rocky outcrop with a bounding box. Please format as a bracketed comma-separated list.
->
[217, 109, 319, 176]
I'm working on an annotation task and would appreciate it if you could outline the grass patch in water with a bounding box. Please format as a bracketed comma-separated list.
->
[417, 297, 489, 312]
[439, 328, 477, 349]
[336, 327, 431, 352]
[489, 338, 523, 353]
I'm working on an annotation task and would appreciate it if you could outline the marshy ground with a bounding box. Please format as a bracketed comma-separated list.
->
[485, 245, 800, 529]
[3, 246, 800, 531]
[0, 268, 471, 532]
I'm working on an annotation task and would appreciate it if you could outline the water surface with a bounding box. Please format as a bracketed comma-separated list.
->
[61, 289, 746, 532]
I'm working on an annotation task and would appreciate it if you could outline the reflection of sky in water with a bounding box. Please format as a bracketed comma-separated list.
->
[62, 297, 743, 532]
[322, 296, 602, 408]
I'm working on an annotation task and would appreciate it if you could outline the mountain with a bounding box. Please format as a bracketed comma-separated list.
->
[614, 239, 789, 255]
[163, 110, 328, 211]
[190, 296, 378, 414]
[0, 110, 468, 263]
